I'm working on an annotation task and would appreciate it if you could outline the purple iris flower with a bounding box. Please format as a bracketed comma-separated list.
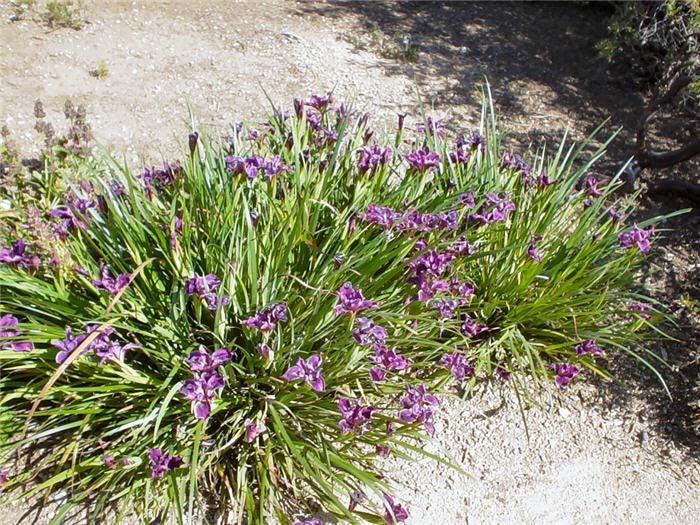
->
[242, 302, 288, 331]
[460, 314, 488, 338]
[0, 239, 40, 272]
[440, 352, 474, 379]
[585, 176, 603, 197]
[51, 326, 88, 364]
[550, 363, 579, 388]
[448, 236, 476, 256]
[574, 339, 602, 357]
[358, 203, 403, 230]
[185, 273, 228, 310]
[398, 383, 439, 435]
[352, 317, 387, 346]
[469, 193, 516, 224]
[405, 148, 441, 172]
[495, 365, 511, 381]
[306, 93, 333, 111]
[382, 493, 409, 524]
[148, 448, 183, 479]
[416, 116, 445, 138]
[337, 397, 375, 434]
[140, 161, 182, 199]
[369, 344, 410, 381]
[102, 455, 116, 468]
[501, 152, 532, 181]
[449, 146, 470, 164]
[263, 156, 291, 178]
[184, 346, 232, 372]
[618, 224, 655, 253]
[606, 207, 625, 223]
[256, 342, 272, 361]
[281, 354, 325, 392]
[431, 298, 458, 319]
[527, 234, 543, 263]
[245, 418, 263, 442]
[408, 249, 453, 279]
[334, 282, 377, 315]
[457, 131, 486, 152]
[357, 143, 392, 176]
[92, 262, 131, 295]
[450, 277, 475, 303]
[535, 172, 556, 188]
[179, 371, 225, 420]
[458, 191, 476, 209]
[0, 314, 33, 352]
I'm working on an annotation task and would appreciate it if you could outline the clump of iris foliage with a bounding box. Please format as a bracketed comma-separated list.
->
[0, 91, 678, 525]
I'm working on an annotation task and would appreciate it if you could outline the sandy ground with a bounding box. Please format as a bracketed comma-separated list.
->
[1, 1, 699, 524]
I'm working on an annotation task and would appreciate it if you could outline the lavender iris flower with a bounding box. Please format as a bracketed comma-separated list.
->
[91, 262, 131, 295]
[148, 448, 183, 479]
[184, 346, 232, 372]
[535, 172, 556, 188]
[334, 283, 377, 315]
[352, 317, 387, 346]
[242, 302, 288, 331]
[358, 204, 403, 230]
[618, 224, 655, 253]
[574, 339, 602, 357]
[0, 239, 40, 272]
[0, 314, 33, 352]
[382, 493, 409, 524]
[550, 363, 579, 388]
[179, 371, 225, 419]
[585, 176, 603, 197]
[415, 116, 445, 138]
[461, 314, 488, 338]
[51, 326, 88, 364]
[469, 193, 516, 225]
[337, 397, 375, 434]
[398, 383, 439, 435]
[185, 273, 229, 310]
[281, 354, 325, 392]
[357, 143, 392, 176]
[369, 344, 409, 381]
[293, 519, 324, 525]
[405, 148, 441, 172]
[440, 351, 474, 379]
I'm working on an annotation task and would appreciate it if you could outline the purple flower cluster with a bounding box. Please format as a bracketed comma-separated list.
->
[337, 397, 375, 434]
[180, 346, 232, 420]
[527, 234, 543, 262]
[358, 204, 404, 230]
[461, 313, 488, 338]
[357, 143, 392, 176]
[242, 302, 288, 331]
[148, 448, 183, 479]
[305, 93, 333, 111]
[469, 193, 516, 224]
[0, 239, 39, 272]
[618, 224, 655, 253]
[585, 176, 603, 197]
[457, 131, 486, 152]
[92, 262, 130, 295]
[0, 314, 33, 352]
[225, 154, 291, 179]
[440, 351, 474, 379]
[49, 192, 94, 239]
[398, 383, 439, 435]
[335, 282, 377, 315]
[550, 363, 579, 388]
[51, 325, 138, 365]
[405, 148, 441, 172]
[501, 152, 532, 180]
[185, 273, 229, 310]
[383, 493, 409, 524]
[140, 161, 182, 200]
[369, 344, 410, 381]
[352, 317, 387, 345]
[574, 338, 602, 357]
[416, 116, 445, 138]
[282, 354, 325, 392]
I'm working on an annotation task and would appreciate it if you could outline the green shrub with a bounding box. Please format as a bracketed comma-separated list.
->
[0, 92, 679, 524]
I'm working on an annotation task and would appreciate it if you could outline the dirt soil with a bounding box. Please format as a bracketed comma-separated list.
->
[1, 1, 699, 524]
